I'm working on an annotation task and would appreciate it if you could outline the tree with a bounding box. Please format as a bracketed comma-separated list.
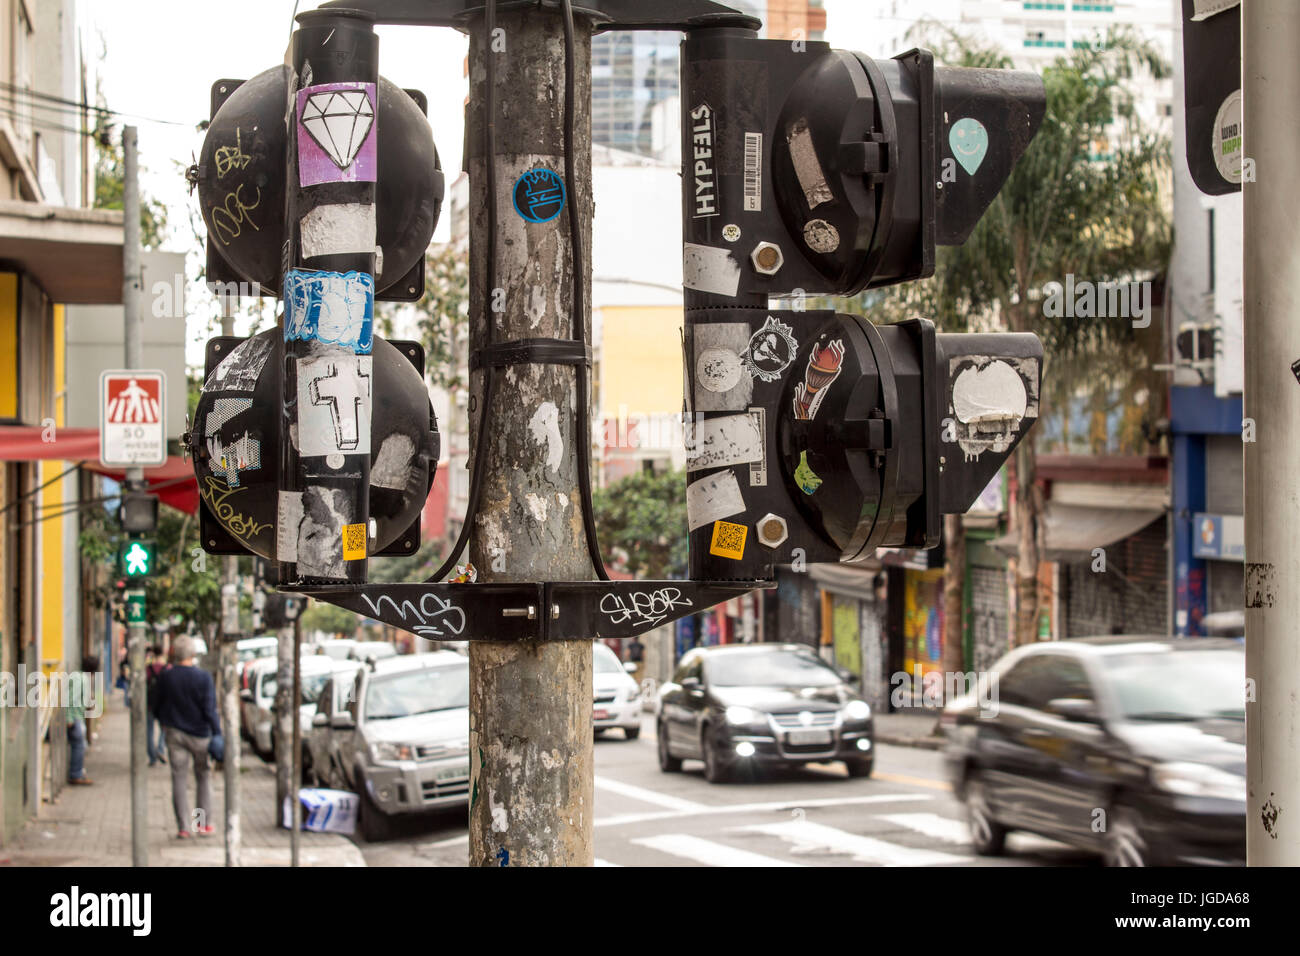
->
[90, 118, 168, 249]
[592, 469, 688, 579]
[857, 26, 1172, 648]
[301, 600, 359, 638]
[376, 242, 469, 392]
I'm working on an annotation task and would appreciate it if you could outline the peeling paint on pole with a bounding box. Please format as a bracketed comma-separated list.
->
[466, 9, 595, 867]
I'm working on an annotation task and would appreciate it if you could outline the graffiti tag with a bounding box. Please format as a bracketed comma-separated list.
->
[598, 588, 694, 630]
[200, 475, 271, 538]
[361, 592, 467, 639]
[210, 183, 262, 246]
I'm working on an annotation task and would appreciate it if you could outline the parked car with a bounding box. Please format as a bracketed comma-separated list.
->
[593, 642, 641, 740]
[655, 643, 874, 783]
[941, 636, 1246, 866]
[349, 642, 398, 663]
[315, 652, 469, 840]
[239, 655, 337, 760]
[303, 659, 364, 787]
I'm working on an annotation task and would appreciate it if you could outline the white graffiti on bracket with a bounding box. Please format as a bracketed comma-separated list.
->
[599, 588, 694, 630]
[361, 592, 467, 639]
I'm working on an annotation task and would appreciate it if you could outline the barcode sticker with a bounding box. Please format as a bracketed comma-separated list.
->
[743, 132, 762, 212]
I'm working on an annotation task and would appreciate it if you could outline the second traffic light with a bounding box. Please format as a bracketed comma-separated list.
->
[120, 538, 156, 579]
[681, 34, 1045, 298]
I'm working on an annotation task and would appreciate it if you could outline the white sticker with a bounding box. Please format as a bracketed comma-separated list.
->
[787, 118, 833, 209]
[299, 203, 378, 260]
[686, 469, 746, 531]
[1191, 0, 1239, 21]
[685, 413, 764, 471]
[683, 243, 741, 296]
[296, 353, 373, 457]
[803, 219, 840, 254]
[694, 324, 754, 411]
[748, 406, 767, 487]
[743, 132, 762, 212]
[722, 223, 741, 242]
[1212, 89, 1242, 184]
[277, 491, 303, 563]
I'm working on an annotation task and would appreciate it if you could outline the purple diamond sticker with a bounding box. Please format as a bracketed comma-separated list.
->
[296, 82, 377, 187]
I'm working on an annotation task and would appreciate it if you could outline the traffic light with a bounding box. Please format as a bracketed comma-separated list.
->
[118, 491, 158, 534]
[187, 330, 440, 559]
[195, 66, 444, 301]
[680, 34, 1046, 581]
[120, 538, 156, 579]
[681, 35, 1044, 298]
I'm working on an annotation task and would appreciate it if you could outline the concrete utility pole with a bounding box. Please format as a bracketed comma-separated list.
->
[273, 620, 293, 826]
[219, 298, 241, 866]
[465, 8, 595, 866]
[122, 125, 148, 867]
[1243, 0, 1300, 865]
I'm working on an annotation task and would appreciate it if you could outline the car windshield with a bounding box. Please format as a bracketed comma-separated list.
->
[705, 649, 842, 688]
[364, 664, 468, 720]
[1102, 649, 1244, 721]
[593, 646, 626, 675]
[302, 673, 330, 705]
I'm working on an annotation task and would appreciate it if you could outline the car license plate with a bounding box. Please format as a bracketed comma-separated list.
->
[594, 709, 609, 720]
[436, 764, 468, 782]
[787, 729, 832, 746]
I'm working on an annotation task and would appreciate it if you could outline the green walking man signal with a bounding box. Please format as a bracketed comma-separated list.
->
[120, 539, 155, 578]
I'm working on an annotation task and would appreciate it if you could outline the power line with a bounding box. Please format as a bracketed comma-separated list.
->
[0, 79, 187, 128]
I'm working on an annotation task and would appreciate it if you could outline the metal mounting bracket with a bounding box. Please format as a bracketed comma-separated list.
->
[293, 578, 772, 642]
[318, 0, 761, 33]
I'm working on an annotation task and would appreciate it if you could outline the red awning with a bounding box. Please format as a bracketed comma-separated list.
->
[0, 425, 198, 514]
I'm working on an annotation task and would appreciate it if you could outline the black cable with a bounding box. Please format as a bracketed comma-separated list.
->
[562, 0, 610, 581]
[427, 0, 499, 583]
[0, 463, 81, 518]
[0, 79, 185, 127]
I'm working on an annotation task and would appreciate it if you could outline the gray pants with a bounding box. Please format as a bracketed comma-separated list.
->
[164, 727, 212, 833]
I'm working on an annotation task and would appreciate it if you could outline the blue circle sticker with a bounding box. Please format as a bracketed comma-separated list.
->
[512, 167, 566, 223]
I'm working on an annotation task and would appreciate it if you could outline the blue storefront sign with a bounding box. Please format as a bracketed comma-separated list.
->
[1192, 512, 1244, 560]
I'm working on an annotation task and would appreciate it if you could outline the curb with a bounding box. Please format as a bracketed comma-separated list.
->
[875, 733, 946, 751]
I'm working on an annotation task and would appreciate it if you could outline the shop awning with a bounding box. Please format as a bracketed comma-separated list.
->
[809, 561, 884, 601]
[0, 425, 197, 514]
[0, 200, 124, 303]
[991, 502, 1164, 561]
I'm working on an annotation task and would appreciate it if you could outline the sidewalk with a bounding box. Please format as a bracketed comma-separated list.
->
[1, 696, 364, 867]
[873, 709, 946, 750]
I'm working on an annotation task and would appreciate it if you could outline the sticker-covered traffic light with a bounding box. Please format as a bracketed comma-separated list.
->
[680, 32, 1045, 581]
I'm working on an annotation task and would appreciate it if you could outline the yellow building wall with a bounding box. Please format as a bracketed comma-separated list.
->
[598, 305, 684, 418]
[0, 273, 16, 419]
[39, 304, 66, 670]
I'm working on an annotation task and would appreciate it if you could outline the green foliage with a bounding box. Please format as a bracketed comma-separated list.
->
[592, 469, 688, 580]
[376, 242, 468, 392]
[301, 599, 360, 638]
[91, 115, 169, 250]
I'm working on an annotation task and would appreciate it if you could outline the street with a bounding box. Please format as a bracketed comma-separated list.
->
[355, 717, 1095, 867]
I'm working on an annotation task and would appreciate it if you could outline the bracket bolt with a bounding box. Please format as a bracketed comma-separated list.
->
[751, 241, 784, 276]
[757, 513, 789, 549]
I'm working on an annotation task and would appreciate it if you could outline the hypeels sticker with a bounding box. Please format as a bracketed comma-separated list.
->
[297, 82, 377, 187]
[284, 269, 374, 354]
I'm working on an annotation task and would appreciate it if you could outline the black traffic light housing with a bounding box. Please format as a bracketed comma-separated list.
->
[681, 34, 1045, 299]
[118, 492, 159, 534]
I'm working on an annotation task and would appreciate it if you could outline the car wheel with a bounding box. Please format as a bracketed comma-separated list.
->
[965, 774, 1007, 856]
[624, 725, 641, 741]
[1105, 804, 1149, 867]
[358, 783, 392, 842]
[845, 757, 873, 778]
[702, 729, 731, 784]
[657, 721, 682, 772]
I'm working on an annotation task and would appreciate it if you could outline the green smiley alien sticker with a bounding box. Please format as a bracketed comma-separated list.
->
[795, 450, 822, 495]
[949, 117, 989, 175]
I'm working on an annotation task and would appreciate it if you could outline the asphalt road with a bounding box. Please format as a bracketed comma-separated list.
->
[353, 716, 1099, 867]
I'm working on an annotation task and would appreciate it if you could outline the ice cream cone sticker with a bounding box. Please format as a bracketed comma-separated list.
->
[792, 339, 845, 420]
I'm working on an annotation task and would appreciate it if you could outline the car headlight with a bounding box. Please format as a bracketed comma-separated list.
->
[372, 742, 414, 762]
[725, 705, 762, 725]
[842, 699, 871, 721]
[1151, 762, 1245, 801]
[626, 684, 641, 702]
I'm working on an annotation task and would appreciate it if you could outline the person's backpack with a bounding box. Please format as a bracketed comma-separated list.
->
[146, 665, 165, 715]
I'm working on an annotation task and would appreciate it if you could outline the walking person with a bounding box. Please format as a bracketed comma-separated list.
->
[152, 636, 221, 838]
[145, 645, 168, 766]
[66, 655, 99, 786]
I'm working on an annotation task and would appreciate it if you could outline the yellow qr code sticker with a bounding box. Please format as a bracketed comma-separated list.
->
[710, 520, 747, 560]
[342, 523, 367, 561]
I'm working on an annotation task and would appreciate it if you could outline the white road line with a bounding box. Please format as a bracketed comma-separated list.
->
[595, 775, 708, 813]
[735, 819, 971, 866]
[595, 791, 933, 828]
[595, 859, 623, 867]
[632, 833, 804, 867]
[877, 812, 972, 844]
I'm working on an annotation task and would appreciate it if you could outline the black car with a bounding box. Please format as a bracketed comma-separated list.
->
[655, 643, 874, 783]
[941, 636, 1246, 866]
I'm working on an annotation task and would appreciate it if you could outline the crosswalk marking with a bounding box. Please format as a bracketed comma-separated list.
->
[595, 775, 708, 813]
[595, 791, 933, 828]
[632, 833, 804, 867]
[877, 812, 972, 844]
[735, 819, 972, 866]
